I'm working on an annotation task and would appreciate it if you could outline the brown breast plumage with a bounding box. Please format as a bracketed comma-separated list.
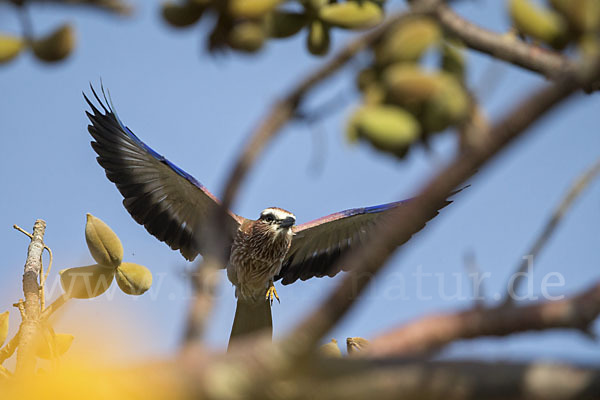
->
[227, 219, 292, 300]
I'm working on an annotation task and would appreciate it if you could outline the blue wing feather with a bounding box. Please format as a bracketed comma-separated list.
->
[89, 84, 209, 195]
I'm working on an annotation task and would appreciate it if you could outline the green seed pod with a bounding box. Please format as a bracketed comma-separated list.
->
[375, 17, 440, 65]
[441, 40, 465, 83]
[115, 262, 153, 296]
[266, 11, 309, 39]
[509, 0, 569, 49]
[0, 34, 23, 64]
[36, 333, 74, 360]
[304, 0, 329, 12]
[362, 83, 386, 104]
[550, 0, 600, 33]
[59, 264, 115, 299]
[228, 22, 266, 53]
[346, 337, 370, 354]
[85, 213, 123, 268]
[421, 73, 469, 133]
[161, 1, 204, 28]
[355, 67, 378, 92]
[0, 311, 8, 347]
[307, 20, 330, 56]
[578, 34, 600, 60]
[31, 23, 76, 63]
[319, 339, 342, 357]
[383, 64, 441, 106]
[319, 1, 383, 30]
[347, 104, 421, 158]
[229, 0, 281, 19]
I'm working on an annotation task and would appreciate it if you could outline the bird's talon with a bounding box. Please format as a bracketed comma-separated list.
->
[266, 285, 280, 305]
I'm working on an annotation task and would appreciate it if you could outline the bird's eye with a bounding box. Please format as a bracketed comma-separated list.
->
[263, 214, 275, 222]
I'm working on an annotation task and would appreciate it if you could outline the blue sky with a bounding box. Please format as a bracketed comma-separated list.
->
[1, 0, 599, 364]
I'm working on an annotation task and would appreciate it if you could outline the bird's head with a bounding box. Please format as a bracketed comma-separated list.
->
[258, 207, 296, 235]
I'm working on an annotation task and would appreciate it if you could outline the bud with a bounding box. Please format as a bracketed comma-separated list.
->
[32, 23, 76, 63]
[319, 339, 342, 357]
[319, 1, 383, 30]
[60, 264, 115, 299]
[228, 22, 266, 53]
[550, 0, 600, 34]
[383, 64, 441, 106]
[229, 0, 281, 19]
[161, 1, 205, 28]
[266, 11, 308, 39]
[375, 17, 440, 65]
[115, 262, 153, 296]
[356, 67, 378, 92]
[85, 214, 123, 268]
[421, 73, 469, 133]
[440, 40, 465, 83]
[347, 104, 421, 159]
[509, 0, 569, 49]
[346, 337, 370, 354]
[307, 20, 330, 56]
[0, 34, 23, 64]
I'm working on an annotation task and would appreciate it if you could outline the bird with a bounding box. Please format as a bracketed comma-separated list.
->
[83, 85, 464, 348]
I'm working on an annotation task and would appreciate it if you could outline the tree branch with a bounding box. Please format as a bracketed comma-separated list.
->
[434, 3, 574, 80]
[286, 62, 597, 354]
[15, 219, 45, 376]
[367, 280, 600, 357]
[147, 352, 600, 400]
[2, 0, 132, 15]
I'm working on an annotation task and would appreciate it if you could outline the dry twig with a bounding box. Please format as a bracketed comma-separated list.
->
[367, 279, 600, 357]
[503, 158, 600, 305]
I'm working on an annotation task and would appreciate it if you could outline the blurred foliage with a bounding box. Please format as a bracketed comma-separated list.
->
[0, 0, 130, 65]
[4, 0, 598, 161]
[348, 16, 470, 160]
[509, 0, 600, 50]
[0, 312, 8, 348]
[160, 0, 385, 54]
[36, 332, 74, 360]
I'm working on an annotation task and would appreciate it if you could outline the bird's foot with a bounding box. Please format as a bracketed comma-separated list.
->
[265, 283, 280, 306]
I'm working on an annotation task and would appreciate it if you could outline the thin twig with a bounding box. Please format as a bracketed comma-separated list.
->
[13, 300, 25, 319]
[41, 293, 70, 320]
[13, 224, 33, 239]
[1, 0, 132, 15]
[503, 157, 600, 306]
[40, 244, 53, 311]
[463, 251, 486, 308]
[16, 3, 33, 43]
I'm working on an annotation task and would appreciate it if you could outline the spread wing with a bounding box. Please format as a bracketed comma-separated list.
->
[276, 189, 465, 285]
[84, 85, 242, 261]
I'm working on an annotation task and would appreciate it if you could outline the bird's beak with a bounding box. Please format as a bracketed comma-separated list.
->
[280, 217, 295, 229]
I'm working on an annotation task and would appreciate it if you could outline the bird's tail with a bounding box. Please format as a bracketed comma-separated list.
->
[228, 297, 272, 351]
